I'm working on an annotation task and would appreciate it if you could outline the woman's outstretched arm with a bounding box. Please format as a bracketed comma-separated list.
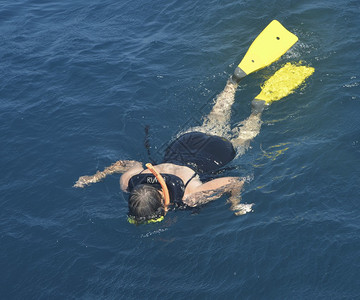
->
[182, 177, 250, 215]
[74, 160, 142, 188]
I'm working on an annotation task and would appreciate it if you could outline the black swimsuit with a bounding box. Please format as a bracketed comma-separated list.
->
[127, 173, 195, 206]
[128, 132, 236, 205]
[163, 131, 236, 173]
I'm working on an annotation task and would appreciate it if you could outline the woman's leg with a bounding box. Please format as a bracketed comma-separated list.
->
[188, 77, 265, 156]
[197, 77, 264, 155]
[230, 110, 263, 155]
[191, 79, 238, 136]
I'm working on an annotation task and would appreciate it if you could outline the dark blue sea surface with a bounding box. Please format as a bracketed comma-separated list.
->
[1, 0, 359, 299]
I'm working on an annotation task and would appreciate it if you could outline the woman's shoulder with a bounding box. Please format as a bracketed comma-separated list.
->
[120, 164, 144, 191]
[154, 163, 195, 177]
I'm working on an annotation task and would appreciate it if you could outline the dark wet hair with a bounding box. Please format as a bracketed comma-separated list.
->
[128, 184, 165, 222]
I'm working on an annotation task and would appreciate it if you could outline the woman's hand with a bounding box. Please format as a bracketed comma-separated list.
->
[228, 197, 254, 216]
[73, 171, 106, 188]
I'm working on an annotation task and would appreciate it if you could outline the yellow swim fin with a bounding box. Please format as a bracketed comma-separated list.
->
[251, 62, 315, 113]
[232, 20, 298, 83]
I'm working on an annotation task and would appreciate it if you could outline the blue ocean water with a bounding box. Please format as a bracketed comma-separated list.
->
[1, 0, 359, 299]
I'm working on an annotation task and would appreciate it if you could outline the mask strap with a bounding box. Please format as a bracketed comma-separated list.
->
[145, 163, 170, 212]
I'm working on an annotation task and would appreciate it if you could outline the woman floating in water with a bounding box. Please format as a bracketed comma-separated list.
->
[74, 78, 262, 219]
[74, 62, 314, 224]
[74, 21, 314, 224]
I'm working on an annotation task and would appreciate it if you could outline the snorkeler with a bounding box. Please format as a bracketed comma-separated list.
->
[74, 61, 314, 224]
[74, 21, 314, 224]
[74, 78, 262, 220]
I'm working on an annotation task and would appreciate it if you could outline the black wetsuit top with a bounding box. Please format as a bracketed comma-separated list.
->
[127, 173, 192, 206]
